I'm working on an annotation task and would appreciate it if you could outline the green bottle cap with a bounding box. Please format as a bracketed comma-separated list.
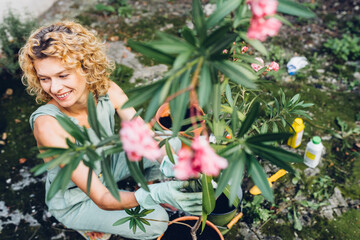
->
[312, 136, 321, 144]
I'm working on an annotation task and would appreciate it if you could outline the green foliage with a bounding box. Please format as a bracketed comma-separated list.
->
[243, 195, 274, 226]
[95, 0, 133, 18]
[0, 12, 37, 92]
[113, 206, 154, 233]
[323, 34, 360, 62]
[30, 0, 316, 235]
[308, 175, 334, 202]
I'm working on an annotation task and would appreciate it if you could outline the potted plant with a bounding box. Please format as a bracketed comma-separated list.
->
[31, 0, 316, 238]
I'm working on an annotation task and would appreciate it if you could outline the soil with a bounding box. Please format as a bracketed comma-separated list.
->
[161, 219, 222, 240]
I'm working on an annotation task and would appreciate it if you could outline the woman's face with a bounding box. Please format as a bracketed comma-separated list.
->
[33, 57, 89, 109]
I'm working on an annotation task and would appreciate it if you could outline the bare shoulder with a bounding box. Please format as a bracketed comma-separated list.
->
[33, 115, 70, 148]
[107, 81, 128, 109]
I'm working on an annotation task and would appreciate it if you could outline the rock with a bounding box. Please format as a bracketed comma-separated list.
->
[329, 187, 347, 208]
[304, 167, 320, 177]
[238, 222, 259, 240]
[320, 187, 348, 220]
[106, 41, 168, 83]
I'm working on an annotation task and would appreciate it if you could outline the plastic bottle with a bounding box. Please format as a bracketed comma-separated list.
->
[287, 56, 308, 75]
[304, 136, 324, 168]
[287, 118, 305, 148]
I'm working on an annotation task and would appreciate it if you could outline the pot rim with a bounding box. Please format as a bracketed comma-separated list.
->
[157, 216, 224, 240]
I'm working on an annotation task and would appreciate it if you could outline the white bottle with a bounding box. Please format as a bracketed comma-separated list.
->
[304, 136, 324, 168]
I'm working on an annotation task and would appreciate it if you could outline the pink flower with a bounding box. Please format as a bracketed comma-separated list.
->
[222, 49, 228, 54]
[268, 61, 279, 72]
[120, 117, 161, 162]
[174, 137, 228, 180]
[247, 17, 282, 41]
[241, 46, 248, 53]
[251, 57, 265, 72]
[248, 0, 278, 18]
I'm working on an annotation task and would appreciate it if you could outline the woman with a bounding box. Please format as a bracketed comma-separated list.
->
[19, 21, 202, 240]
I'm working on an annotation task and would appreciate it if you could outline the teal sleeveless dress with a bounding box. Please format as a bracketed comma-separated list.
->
[29, 94, 169, 239]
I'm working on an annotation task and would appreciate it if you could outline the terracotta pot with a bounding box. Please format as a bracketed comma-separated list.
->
[157, 216, 224, 240]
[155, 103, 205, 137]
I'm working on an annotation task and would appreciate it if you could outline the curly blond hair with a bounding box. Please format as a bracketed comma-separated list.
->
[19, 21, 114, 103]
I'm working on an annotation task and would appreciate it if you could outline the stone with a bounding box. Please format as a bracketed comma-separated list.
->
[238, 222, 259, 240]
[106, 41, 168, 83]
[304, 167, 320, 177]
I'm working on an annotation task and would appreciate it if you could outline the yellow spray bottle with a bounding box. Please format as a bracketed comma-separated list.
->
[287, 118, 305, 148]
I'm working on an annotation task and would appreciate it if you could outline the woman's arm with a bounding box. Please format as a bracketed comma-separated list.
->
[33, 115, 139, 210]
[107, 81, 137, 122]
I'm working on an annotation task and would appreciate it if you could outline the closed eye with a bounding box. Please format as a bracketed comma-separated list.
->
[59, 74, 69, 78]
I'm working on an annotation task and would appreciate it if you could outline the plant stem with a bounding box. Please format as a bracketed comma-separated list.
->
[190, 216, 202, 240]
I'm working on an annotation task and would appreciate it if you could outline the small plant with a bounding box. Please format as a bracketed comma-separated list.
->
[243, 195, 275, 227]
[0, 12, 37, 91]
[333, 117, 360, 151]
[323, 34, 360, 62]
[95, 0, 133, 18]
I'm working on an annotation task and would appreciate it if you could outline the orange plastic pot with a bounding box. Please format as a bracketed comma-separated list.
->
[157, 216, 224, 240]
[155, 103, 205, 137]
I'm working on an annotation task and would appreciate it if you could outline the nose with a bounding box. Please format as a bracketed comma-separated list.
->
[50, 78, 62, 93]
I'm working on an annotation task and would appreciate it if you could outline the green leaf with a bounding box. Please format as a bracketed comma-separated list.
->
[60, 153, 83, 190]
[229, 152, 246, 204]
[225, 83, 233, 107]
[165, 139, 175, 164]
[173, 51, 193, 71]
[212, 60, 257, 89]
[277, 0, 316, 18]
[202, 175, 215, 214]
[247, 155, 274, 202]
[247, 142, 303, 163]
[255, 150, 295, 173]
[128, 40, 174, 64]
[139, 209, 155, 216]
[223, 184, 239, 208]
[139, 218, 151, 226]
[178, 135, 193, 147]
[246, 133, 292, 143]
[238, 102, 259, 138]
[144, 88, 161, 122]
[201, 211, 208, 232]
[36, 147, 67, 159]
[169, 70, 190, 136]
[206, 0, 241, 29]
[33, 150, 71, 175]
[87, 92, 101, 139]
[113, 217, 132, 226]
[103, 144, 123, 156]
[101, 155, 120, 201]
[239, 32, 268, 56]
[86, 167, 93, 196]
[181, 27, 197, 46]
[293, 207, 303, 230]
[233, 3, 249, 28]
[192, 0, 206, 42]
[96, 135, 121, 148]
[212, 82, 221, 122]
[231, 106, 239, 137]
[216, 151, 239, 197]
[56, 115, 86, 144]
[122, 81, 163, 109]
[125, 156, 149, 191]
[198, 63, 212, 108]
[46, 167, 65, 201]
[150, 33, 194, 54]
[260, 122, 268, 134]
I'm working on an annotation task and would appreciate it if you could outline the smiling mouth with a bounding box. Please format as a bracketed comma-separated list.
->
[55, 91, 72, 100]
